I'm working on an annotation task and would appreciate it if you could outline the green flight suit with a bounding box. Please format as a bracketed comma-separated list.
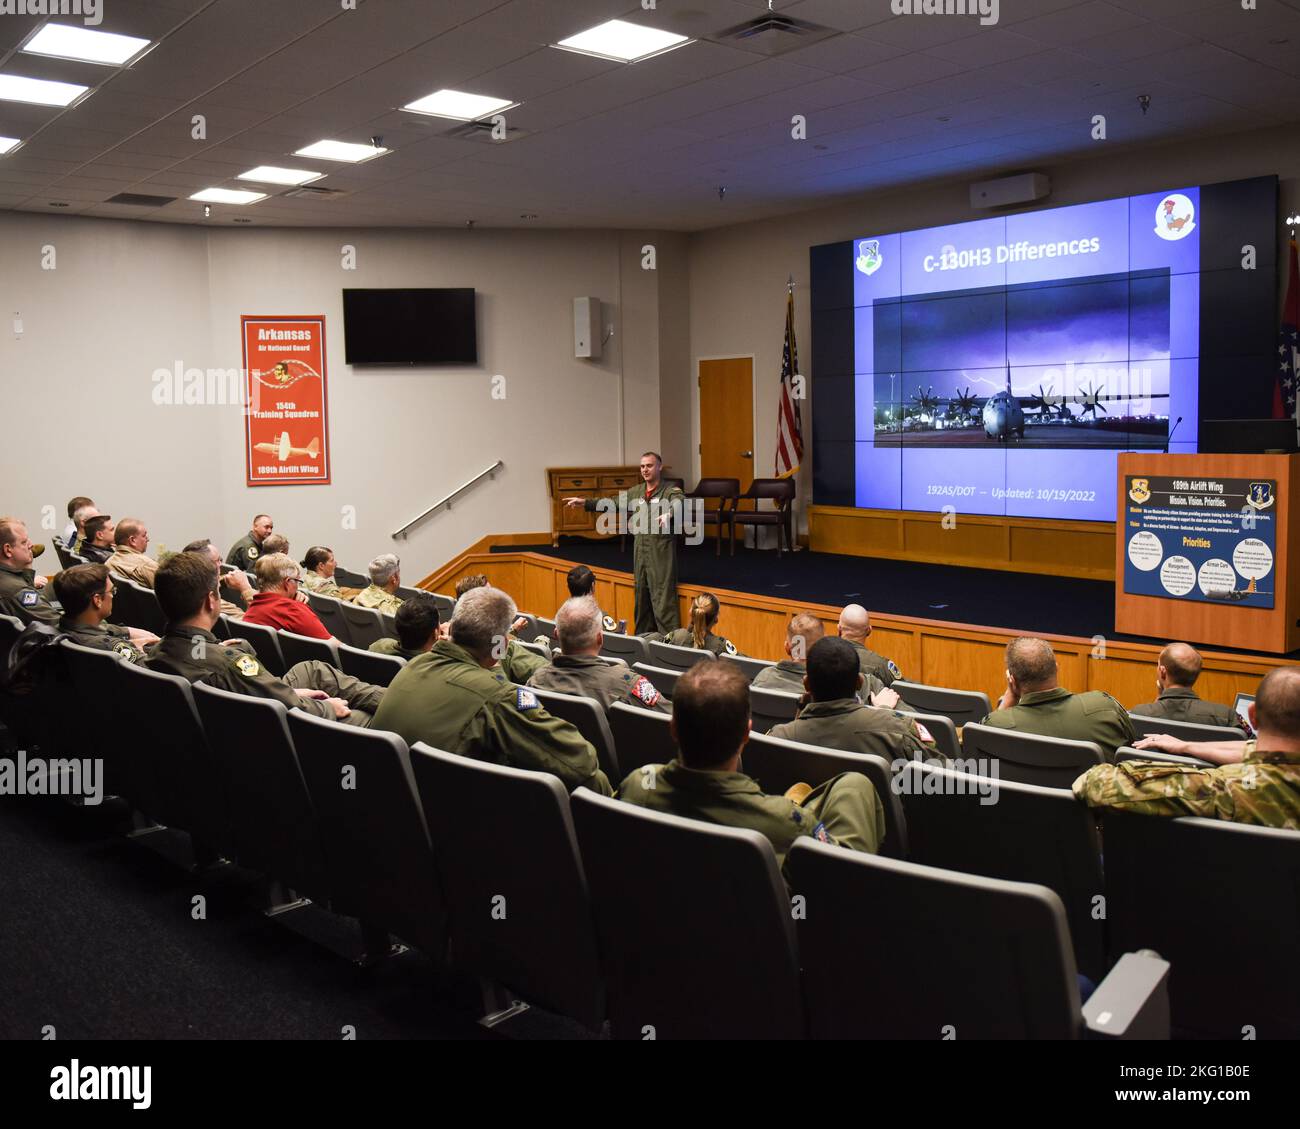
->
[1130, 686, 1248, 732]
[371, 639, 611, 794]
[527, 653, 669, 714]
[662, 628, 742, 657]
[585, 479, 684, 634]
[616, 758, 884, 879]
[59, 616, 144, 663]
[502, 638, 549, 685]
[980, 686, 1136, 762]
[768, 697, 936, 763]
[752, 659, 884, 700]
[353, 584, 403, 615]
[1073, 746, 1300, 830]
[226, 532, 262, 571]
[145, 626, 384, 727]
[847, 639, 902, 686]
[0, 564, 60, 626]
[369, 637, 424, 661]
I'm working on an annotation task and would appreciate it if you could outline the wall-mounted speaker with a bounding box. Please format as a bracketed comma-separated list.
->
[574, 296, 601, 359]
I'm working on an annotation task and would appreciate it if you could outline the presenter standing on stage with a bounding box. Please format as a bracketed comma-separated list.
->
[564, 452, 683, 635]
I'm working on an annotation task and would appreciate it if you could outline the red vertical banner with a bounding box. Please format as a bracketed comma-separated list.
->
[241, 316, 330, 487]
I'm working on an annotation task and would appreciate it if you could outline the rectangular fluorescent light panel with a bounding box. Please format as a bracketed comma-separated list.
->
[23, 23, 151, 66]
[238, 165, 322, 186]
[555, 19, 689, 62]
[0, 136, 21, 155]
[189, 187, 267, 205]
[293, 140, 388, 163]
[0, 73, 89, 107]
[402, 89, 516, 120]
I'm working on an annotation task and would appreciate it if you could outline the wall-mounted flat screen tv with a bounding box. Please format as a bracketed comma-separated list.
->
[342, 287, 477, 364]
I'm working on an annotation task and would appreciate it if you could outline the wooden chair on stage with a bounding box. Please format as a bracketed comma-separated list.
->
[684, 477, 740, 556]
[731, 478, 795, 556]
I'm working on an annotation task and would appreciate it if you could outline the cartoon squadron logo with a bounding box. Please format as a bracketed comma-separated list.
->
[1154, 193, 1196, 241]
[1128, 478, 1151, 505]
[855, 239, 883, 276]
[1246, 482, 1275, 511]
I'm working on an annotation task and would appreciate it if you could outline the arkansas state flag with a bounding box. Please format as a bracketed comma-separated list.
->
[775, 287, 804, 478]
[1274, 237, 1298, 424]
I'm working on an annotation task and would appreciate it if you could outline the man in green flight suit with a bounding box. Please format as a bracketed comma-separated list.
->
[53, 563, 158, 661]
[564, 451, 683, 635]
[1129, 642, 1250, 732]
[980, 636, 1136, 761]
[372, 585, 611, 794]
[226, 514, 273, 571]
[0, 517, 60, 626]
[1074, 666, 1300, 829]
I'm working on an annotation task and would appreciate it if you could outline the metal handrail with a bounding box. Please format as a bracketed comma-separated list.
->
[391, 460, 504, 539]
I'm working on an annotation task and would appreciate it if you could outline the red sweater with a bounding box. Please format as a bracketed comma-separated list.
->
[242, 591, 331, 639]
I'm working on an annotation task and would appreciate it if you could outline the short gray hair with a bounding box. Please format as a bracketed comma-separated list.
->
[73, 504, 97, 526]
[254, 552, 299, 589]
[555, 596, 601, 654]
[450, 585, 516, 657]
[369, 553, 400, 587]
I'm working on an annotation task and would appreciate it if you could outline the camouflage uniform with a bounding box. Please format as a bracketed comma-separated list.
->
[663, 628, 741, 657]
[617, 758, 885, 878]
[59, 617, 145, 663]
[225, 532, 262, 571]
[584, 479, 684, 634]
[1073, 746, 1300, 829]
[145, 625, 384, 727]
[846, 639, 902, 687]
[527, 653, 669, 714]
[0, 564, 60, 626]
[1130, 686, 1248, 732]
[768, 698, 936, 762]
[352, 584, 403, 615]
[752, 659, 884, 699]
[371, 639, 610, 794]
[980, 687, 1136, 762]
[302, 569, 343, 598]
[107, 547, 158, 588]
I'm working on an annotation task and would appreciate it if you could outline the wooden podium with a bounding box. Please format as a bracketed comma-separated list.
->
[1115, 453, 1300, 654]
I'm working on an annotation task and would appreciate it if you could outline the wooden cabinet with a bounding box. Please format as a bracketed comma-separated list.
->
[547, 465, 642, 545]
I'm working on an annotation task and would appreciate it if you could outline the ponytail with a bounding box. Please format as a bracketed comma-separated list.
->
[690, 592, 719, 649]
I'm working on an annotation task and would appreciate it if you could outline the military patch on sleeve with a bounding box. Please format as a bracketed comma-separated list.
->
[813, 821, 831, 843]
[247, 547, 259, 560]
[887, 659, 901, 679]
[113, 642, 136, 660]
[724, 639, 737, 656]
[20, 589, 39, 607]
[630, 676, 661, 707]
[234, 654, 261, 677]
[913, 721, 935, 745]
[602, 615, 619, 632]
[515, 687, 539, 711]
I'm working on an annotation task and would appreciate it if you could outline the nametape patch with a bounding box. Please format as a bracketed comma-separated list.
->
[235, 654, 261, 677]
[515, 687, 539, 711]
[631, 676, 661, 707]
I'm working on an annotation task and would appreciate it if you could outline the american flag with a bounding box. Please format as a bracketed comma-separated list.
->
[775, 284, 804, 478]
[1274, 237, 1298, 426]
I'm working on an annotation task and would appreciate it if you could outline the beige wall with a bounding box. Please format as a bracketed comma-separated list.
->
[686, 124, 1300, 531]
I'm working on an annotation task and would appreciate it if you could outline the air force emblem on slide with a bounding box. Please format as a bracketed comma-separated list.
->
[1247, 482, 1274, 510]
[855, 239, 882, 276]
[1128, 478, 1151, 505]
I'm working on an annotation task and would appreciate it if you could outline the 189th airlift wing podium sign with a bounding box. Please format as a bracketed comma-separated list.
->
[1115, 453, 1300, 654]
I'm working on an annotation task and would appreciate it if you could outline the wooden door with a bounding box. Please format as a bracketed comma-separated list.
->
[699, 357, 755, 499]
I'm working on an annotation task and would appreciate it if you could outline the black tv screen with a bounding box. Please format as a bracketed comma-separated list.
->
[342, 287, 477, 364]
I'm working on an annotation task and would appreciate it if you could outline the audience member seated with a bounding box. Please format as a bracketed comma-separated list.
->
[1074, 667, 1300, 829]
[372, 585, 610, 794]
[616, 661, 885, 877]
[80, 515, 115, 563]
[527, 596, 669, 713]
[52, 563, 156, 661]
[107, 518, 157, 588]
[1130, 642, 1249, 732]
[186, 539, 251, 619]
[227, 514, 273, 570]
[69, 501, 98, 554]
[982, 636, 1135, 761]
[752, 611, 885, 698]
[769, 637, 936, 761]
[454, 573, 548, 683]
[567, 563, 596, 599]
[370, 593, 440, 660]
[353, 553, 404, 615]
[837, 603, 902, 686]
[661, 592, 743, 656]
[242, 554, 330, 639]
[146, 550, 384, 726]
[301, 546, 353, 598]
[0, 517, 59, 625]
[62, 496, 93, 548]
[261, 533, 290, 557]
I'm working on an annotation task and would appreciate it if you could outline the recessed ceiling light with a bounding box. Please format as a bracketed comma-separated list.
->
[189, 187, 267, 205]
[555, 19, 690, 63]
[237, 165, 322, 186]
[0, 136, 21, 155]
[402, 88, 517, 120]
[293, 139, 388, 163]
[0, 73, 89, 107]
[22, 23, 151, 66]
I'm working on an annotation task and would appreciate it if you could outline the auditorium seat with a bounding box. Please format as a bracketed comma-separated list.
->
[535, 616, 559, 645]
[1103, 810, 1300, 1038]
[571, 790, 803, 1040]
[394, 584, 425, 603]
[748, 685, 801, 733]
[304, 591, 351, 644]
[512, 613, 541, 642]
[600, 633, 649, 666]
[632, 662, 679, 700]
[111, 578, 166, 636]
[379, 611, 397, 639]
[647, 640, 714, 671]
[278, 630, 340, 670]
[430, 592, 456, 619]
[336, 642, 406, 687]
[409, 745, 604, 1031]
[606, 701, 673, 778]
[53, 538, 76, 570]
[285, 710, 446, 961]
[332, 564, 369, 588]
[339, 602, 384, 650]
[897, 761, 1105, 980]
[191, 682, 329, 906]
[741, 731, 907, 859]
[896, 707, 961, 762]
[224, 617, 288, 676]
[1115, 746, 1213, 769]
[0, 613, 23, 675]
[685, 477, 739, 556]
[58, 639, 134, 798]
[527, 685, 621, 782]
[512, 639, 551, 668]
[960, 723, 1105, 790]
[720, 654, 775, 683]
[892, 680, 992, 728]
[730, 477, 795, 556]
[787, 840, 1170, 1040]
[1126, 713, 1247, 743]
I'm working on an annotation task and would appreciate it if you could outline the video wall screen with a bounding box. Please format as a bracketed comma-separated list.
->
[810, 176, 1278, 521]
